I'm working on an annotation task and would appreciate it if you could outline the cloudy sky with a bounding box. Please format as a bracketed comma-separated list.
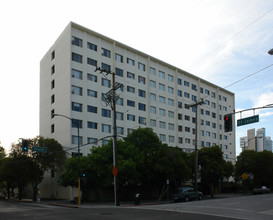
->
[1, 0, 273, 155]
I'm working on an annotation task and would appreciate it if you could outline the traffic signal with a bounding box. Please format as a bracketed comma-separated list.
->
[21, 139, 29, 152]
[224, 114, 233, 132]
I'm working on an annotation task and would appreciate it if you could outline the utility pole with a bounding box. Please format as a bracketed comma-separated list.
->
[95, 67, 122, 206]
[188, 100, 204, 192]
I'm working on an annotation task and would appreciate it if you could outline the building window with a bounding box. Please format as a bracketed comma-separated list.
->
[138, 62, 145, 71]
[139, 117, 146, 125]
[205, 89, 210, 95]
[127, 72, 135, 79]
[212, 92, 216, 98]
[168, 123, 174, 131]
[102, 48, 111, 58]
[200, 87, 203, 93]
[88, 138, 98, 145]
[87, 105, 97, 113]
[87, 58, 97, 66]
[72, 135, 83, 145]
[101, 78, 111, 88]
[87, 121, 98, 129]
[185, 115, 190, 121]
[101, 63, 111, 73]
[168, 74, 174, 82]
[178, 125, 183, 132]
[127, 100, 135, 107]
[150, 67, 156, 75]
[185, 127, 190, 132]
[138, 76, 146, 84]
[185, 138, 191, 144]
[168, 86, 174, 94]
[116, 112, 124, 121]
[127, 86, 135, 93]
[71, 119, 82, 128]
[72, 36, 83, 47]
[223, 96, 227, 102]
[117, 127, 124, 135]
[115, 68, 123, 77]
[159, 83, 165, 91]
[72, 53, 82, 63]
[150, 119, 156, 127]
[71, 85, 82, 96]
[184, 92, 190, 98]
[159, 96, 165, 104]
[138, 89, 146, 98]
[168, 111, 174, 118]
[168, 99, 174, 106]
[150, 93, 156, 101]
[192, 84, 197, 91]
[127, 114, 135, 121]
[87, 42, 97, 51]
[51, 80, 55, 89]
[159, 108, 166, 116]
[178, 90, 182, 97]
[178, 101, 182, 108]
[159, 121, 166, 129]
[87, 73, 97, 82]
[72, 69, 82, 79]
[177, 78, 182, 85]
[51, 65, 55, 74]
[72, 102, 82, 112]
[178, 137, 183, 144]
[102, 109, 111, 118]
[192, 95, 197, 102]
[51, 94, 55, 104]
[150, 106, 156, 114]
[51, 50, 55, 60]
[127, 58, 135, 66]
[169, 136, 175, 143]
[138, 103, 146, 111]
[184, 81, 189, 87]
[160, 134, 166, 142]
[159, 70, 165, 79]
[102, 124, 111, 133]
[115, 53, 123, 63]
[116, 97, 123, 106]
[178, 113, 182, 120]
[150, 80, 156, 88]
[87, 89, 97, 97]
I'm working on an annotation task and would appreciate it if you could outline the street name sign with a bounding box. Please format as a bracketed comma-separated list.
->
[32, 146, 47, 153]
[237, 115, 259, 127]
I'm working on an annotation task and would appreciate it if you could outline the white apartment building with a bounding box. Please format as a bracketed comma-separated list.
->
[40, 22, 235, 199]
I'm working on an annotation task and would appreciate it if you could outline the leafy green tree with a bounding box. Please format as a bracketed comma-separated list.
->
[198, 146, 234, 197]
[235, 150, 273, 189]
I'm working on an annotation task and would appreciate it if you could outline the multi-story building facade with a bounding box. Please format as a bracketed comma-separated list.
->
[40, 22, 235, 199]
[240, 128, 272, 152]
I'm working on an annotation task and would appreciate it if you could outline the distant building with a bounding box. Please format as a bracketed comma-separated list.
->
[240, 128, 272, 152]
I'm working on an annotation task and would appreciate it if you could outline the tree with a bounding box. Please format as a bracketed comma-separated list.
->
[198, 146, 233, 197]
[235, 150, 273, 189]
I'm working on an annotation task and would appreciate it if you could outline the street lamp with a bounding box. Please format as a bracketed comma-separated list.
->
[243, 136, 262, 151]
[53, 113, 81, 206]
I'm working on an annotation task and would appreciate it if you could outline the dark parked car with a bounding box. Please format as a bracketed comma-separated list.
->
[172, 187, 203, 202]
[253, 186, 271, 194]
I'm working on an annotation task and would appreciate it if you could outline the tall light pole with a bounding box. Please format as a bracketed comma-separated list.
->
[188, 100, 204, 192]
[53, 113, 81, 206]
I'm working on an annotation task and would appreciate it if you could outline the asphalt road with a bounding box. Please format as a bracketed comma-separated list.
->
[0, 193, 273, 219]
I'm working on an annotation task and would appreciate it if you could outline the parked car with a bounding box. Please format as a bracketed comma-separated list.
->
[253, 186, 271, 194]
[172, 187, 203, 202]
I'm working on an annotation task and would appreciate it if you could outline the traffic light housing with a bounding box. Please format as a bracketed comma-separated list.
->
[224, 114, 233, 132]
[21, 139, 29, 152]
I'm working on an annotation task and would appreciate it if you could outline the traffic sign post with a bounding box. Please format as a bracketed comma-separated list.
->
[32, 146, 47, 153]
[237, 115, 259, 127]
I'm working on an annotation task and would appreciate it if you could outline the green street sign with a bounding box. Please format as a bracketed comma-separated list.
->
[32, 146, 47, 153]
[237, 115, 259, 127]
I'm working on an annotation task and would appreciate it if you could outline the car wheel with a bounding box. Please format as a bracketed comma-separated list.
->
[185, 196, 189, 202]
[198, 195, 203, 200]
